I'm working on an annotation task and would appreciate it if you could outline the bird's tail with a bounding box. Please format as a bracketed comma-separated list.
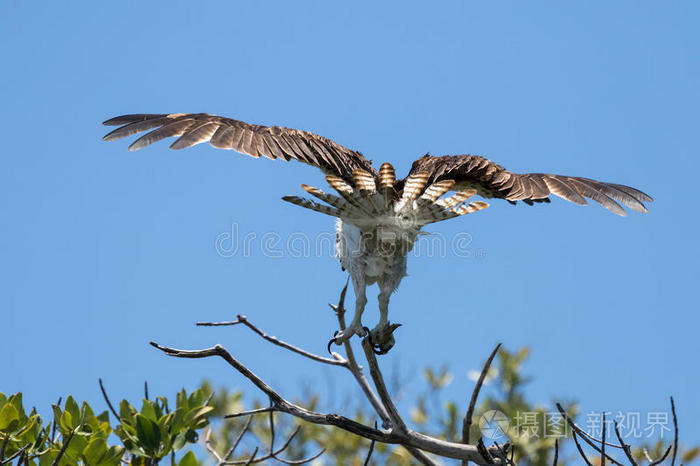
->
[282, 163, 489, 225]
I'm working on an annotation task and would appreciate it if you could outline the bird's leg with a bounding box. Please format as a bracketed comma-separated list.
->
[368, 285, 401, 354]
[329, 277, 367, 349]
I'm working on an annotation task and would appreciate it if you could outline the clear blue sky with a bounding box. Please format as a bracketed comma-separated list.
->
[2, 0, 698, 451]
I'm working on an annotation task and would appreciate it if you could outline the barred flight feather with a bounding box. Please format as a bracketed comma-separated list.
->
[419, 180, 455, 203]
[379, 163, 396, 189]
[301, 184, 352, 214]
[435, 189, 477, 209]
[400, 172, 430, 203]
[379, 163, 397, 211]
[326, 174, 371, 214]
[353, 169, 377, 193]
[281, 196, 339, 217]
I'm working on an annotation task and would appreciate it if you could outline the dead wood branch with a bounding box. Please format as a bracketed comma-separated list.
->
[155, 283, 505, 464]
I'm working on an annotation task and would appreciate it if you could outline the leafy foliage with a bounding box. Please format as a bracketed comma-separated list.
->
[1, 347, 696, 465]
[0, 388, 212, 465]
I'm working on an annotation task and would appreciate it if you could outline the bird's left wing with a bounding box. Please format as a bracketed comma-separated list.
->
[102, 113, 376, 180]
[409, 154, 652, 216]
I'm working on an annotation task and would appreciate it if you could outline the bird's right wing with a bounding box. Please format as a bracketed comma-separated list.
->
[103, 113, 376, 180]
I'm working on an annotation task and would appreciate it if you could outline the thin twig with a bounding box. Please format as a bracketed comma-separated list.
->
[268, 408, 276, 455]
[671, 396, 678, 466]
[555, 403, 623, 465]
[360, 337, 407, 433]
[571, 431, 593, 466]
[144, 381, 149, 400]
[98, 378, 121, 422]
[243, 447, 258, 466]
[204, 428, 223, 463]
[648, 445, 673, 466]
[601, 413, 606, 466]
[51, 430, 74, 466]
[462, 343, 502, 466]
[476, 439, 495, 464]
[613, 421, 638, 466]
[221, 416, 253, 463]
[225, 407, 274, 419]
[0, 434, 8, 461]
[552, 439, 558, 466]
[50, 396, 62, 444]
[364, 436, 376, 466]
[0, 445, 28, 466]
[198, 315, 345, 367]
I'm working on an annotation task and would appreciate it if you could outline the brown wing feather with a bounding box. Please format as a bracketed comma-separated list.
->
[103, 113, 375, 180]
[408, 154, 652, 216]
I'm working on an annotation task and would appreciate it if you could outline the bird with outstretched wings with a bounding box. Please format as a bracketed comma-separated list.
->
[103, 112, 652, 354]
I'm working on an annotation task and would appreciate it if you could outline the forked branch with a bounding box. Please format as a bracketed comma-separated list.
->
[154, 283, 505, 465]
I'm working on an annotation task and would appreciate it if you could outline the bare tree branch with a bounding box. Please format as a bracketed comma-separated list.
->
[647, 445, 673, 466]
[601, 412, 606, 466]
[360, 337, 408, 434]
[198, 315, 345, 367]
[98, 378, 121, 423]
[462, 343, 502, 466]
[561, 397, 681, 466]
[221, 416, 252, 464]
[613, 421, 638, 466]
[50, 430, 74, 466]
[572, 431, 593, 466]
[225, 407, 274, 419]
[671, 396, 678, 466]
[555, 403, 624, 465]
[149, 340, 501, 464]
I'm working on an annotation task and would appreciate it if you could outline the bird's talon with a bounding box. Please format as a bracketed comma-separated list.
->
[326, 337, 337, 355]
[367, 322, 402, 355]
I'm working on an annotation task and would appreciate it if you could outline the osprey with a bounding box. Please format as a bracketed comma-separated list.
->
[103, 113, 652, 354]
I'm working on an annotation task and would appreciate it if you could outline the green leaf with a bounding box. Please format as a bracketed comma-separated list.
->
[0, 402, 20, 431]
[82, 436, 108, 465]
[178, 450, 198, 466]
[168, 409, 186, 435]
[60, 409, 74, 432]
[96, 410, 110, 424]
[183, 406, 213, 428]
[9, 393, 26, 420]
[64, 397, 80, 427]
[140, 399, 157, 421]
[119, 400, 136, 426]
[98, 445, 125, 466]
[63, 432, 89, 464]
[171, 431, 187, 451]
[135, 414, 161, 455]
[14, 413, 38, 438]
